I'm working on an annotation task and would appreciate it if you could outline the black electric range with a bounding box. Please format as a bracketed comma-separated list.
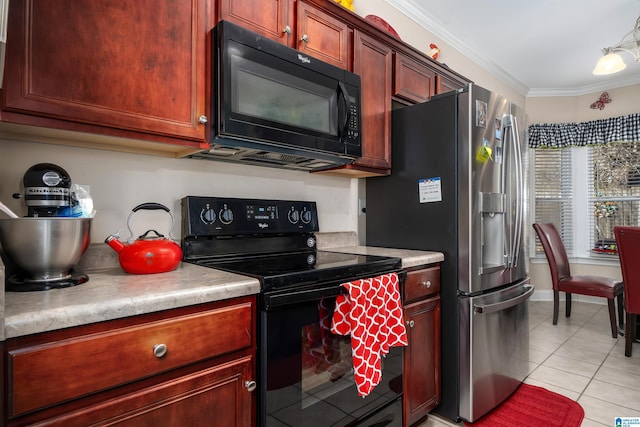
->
[181, 196, 406, 427]
[181, 196, 402, 306]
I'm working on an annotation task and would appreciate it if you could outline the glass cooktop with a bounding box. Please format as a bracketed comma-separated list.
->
[192, 250, 402, 292]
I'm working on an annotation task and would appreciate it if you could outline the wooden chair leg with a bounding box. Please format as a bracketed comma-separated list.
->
[553, 290, 560, 325]
[607, 298, 618, 338]
[566, 293, 572, 318]
[617, 293, 624, 327]
[625, 311, 633, 357]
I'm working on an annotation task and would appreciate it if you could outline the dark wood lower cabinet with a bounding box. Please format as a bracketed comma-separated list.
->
[3, 297, 256, 427]
[14, 356, 253, 427]
[402, 266, 441, 426]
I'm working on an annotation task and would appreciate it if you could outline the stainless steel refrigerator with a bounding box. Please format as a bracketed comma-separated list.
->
[366, 84, 534, 423]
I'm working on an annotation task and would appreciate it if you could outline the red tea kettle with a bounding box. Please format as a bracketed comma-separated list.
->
[105, 203, 182, 274]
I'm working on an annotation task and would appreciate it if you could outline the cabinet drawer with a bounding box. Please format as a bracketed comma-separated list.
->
[8, 301, 254, 417]
[404, 267, 440, 303]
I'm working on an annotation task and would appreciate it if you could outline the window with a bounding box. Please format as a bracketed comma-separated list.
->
[589, 141, 640, 254]
[530, 113, 640, 259]
[532, 148, 574, 255]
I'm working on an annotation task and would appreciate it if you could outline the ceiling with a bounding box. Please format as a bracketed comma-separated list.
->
[386, 0, 640, 97]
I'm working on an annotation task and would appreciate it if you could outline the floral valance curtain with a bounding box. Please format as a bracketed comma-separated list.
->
[528, 113, 640, 148]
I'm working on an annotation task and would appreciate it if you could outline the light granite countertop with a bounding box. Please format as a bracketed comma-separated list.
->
[3, 232, 443, 340]
[3, 263, 260, 339]
[323, 245, 444, 269]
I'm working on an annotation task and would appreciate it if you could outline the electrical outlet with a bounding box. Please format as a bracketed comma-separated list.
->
[358, 198, 366, 216]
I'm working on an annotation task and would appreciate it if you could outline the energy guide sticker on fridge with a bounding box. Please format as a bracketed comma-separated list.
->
[419, 177, 442, 203]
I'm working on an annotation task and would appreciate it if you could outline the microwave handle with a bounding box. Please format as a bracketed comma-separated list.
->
[338, 82, 351, 139]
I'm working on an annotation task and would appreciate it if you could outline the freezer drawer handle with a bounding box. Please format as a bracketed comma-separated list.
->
[473, 285, 534, 315]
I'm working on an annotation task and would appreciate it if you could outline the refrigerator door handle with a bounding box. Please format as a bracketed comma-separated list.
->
[501, 114, 524, 270]
[473, 285, 534, 314]
[511, 115, 524, 269]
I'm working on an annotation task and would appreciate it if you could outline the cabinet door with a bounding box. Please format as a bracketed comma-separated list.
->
[218, 0, 295, 47]
[15, 357, 255, 427]
[436, 73, 466, 95]
[352, 30, 393, 172]
[3, 0, 208, 143]
[296, 1, 350, 70]
[403, 296, 441, 427]
[394, 53, 436, 104]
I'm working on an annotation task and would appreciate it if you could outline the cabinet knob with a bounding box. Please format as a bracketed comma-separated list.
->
[300, 34, 309, 43]
[153, 343, 168, 358]
[421, 280, 432, 288]
[198, 115, 208, 124]
[245, 380, 257, 392]
[406, 320, 415, 328]
[283, 25, 292, 35]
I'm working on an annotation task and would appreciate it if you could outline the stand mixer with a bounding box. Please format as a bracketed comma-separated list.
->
[12, 163, 78, 217]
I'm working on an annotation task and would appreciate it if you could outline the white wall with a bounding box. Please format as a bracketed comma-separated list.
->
[0, 139, 360, 243]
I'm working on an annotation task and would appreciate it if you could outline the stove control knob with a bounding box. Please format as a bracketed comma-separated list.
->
[288, 209, 300, 224]
[219, 207, 234, 224]
[200, 207, 216, 224]
[306, 236, 316, 248]
[301, 210, 313, 224]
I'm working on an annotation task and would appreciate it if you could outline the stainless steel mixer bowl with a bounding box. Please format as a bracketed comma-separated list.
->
[0, 217, 92, 282]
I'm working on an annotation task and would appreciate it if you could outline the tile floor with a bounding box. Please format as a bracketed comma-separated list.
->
[418, 300, 640, 427]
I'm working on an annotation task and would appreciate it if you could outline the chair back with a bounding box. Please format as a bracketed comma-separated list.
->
[614, 226, 640, 314]
[533, 223, 572, 290]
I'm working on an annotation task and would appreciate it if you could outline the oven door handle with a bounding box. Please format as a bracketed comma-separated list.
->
[264, 270, 406, 310]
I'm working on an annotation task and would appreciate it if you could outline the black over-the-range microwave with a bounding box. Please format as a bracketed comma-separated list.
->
[190, 20, 362, 171]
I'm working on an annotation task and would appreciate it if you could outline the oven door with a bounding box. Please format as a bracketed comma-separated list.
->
[259, 288, 403, 427]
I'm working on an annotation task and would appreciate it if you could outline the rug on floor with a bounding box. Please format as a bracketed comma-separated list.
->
[463, 383, 585, 427]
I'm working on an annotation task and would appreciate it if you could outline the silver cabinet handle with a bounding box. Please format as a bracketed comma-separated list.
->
[245, 380, 257, 392]
[300, 34, 309, 43]
[421, 280, 432, 288]
[153, 343, 168, 358]
[406, 320, 415, 328]
[283, 25, 292, 35]
[198, 115, 208, 124]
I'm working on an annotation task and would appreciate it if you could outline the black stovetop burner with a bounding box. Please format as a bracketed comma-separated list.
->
[6, 270, 89, 292]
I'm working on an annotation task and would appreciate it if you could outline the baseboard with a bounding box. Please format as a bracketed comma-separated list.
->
[530, 289, 608, 305]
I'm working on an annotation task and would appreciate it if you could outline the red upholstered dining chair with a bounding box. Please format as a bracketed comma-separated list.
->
[614, 226, 640, 357]
[533, 223, 623, 338]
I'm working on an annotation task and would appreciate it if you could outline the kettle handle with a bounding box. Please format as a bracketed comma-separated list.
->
[126, 203, 176, 242]
[131, 202, 170, 213]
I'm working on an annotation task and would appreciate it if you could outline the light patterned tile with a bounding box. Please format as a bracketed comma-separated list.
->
[527, 348, 551, 364]
[583, 379, 640, 411]
[542, 354, 600, 378]
[603, 351, 640, 376]
[594, 366, 640, 391]
[579, 416, 608, 427]
[523, 377, 580, 400]
[528, 336, 563, 354]
[553, 343, 609, 365]
[417, 414, 461, 426]
[579, 395, 640, 426]
[526, 365, 591, 393]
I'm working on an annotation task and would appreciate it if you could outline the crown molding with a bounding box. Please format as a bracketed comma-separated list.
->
[385, 0, 640, 99]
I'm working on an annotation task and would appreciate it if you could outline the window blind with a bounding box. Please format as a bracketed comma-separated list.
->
[533, 148, 574, 255]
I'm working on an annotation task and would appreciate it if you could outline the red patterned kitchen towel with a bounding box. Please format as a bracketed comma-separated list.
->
[331, 272, 408, 396]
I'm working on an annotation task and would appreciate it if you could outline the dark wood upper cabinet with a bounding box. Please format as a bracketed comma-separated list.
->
[2, 0, 209, 152]
[394, 53, 437, 104]
[351, 30, 393, 172]
[217, 0, 295, 47]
